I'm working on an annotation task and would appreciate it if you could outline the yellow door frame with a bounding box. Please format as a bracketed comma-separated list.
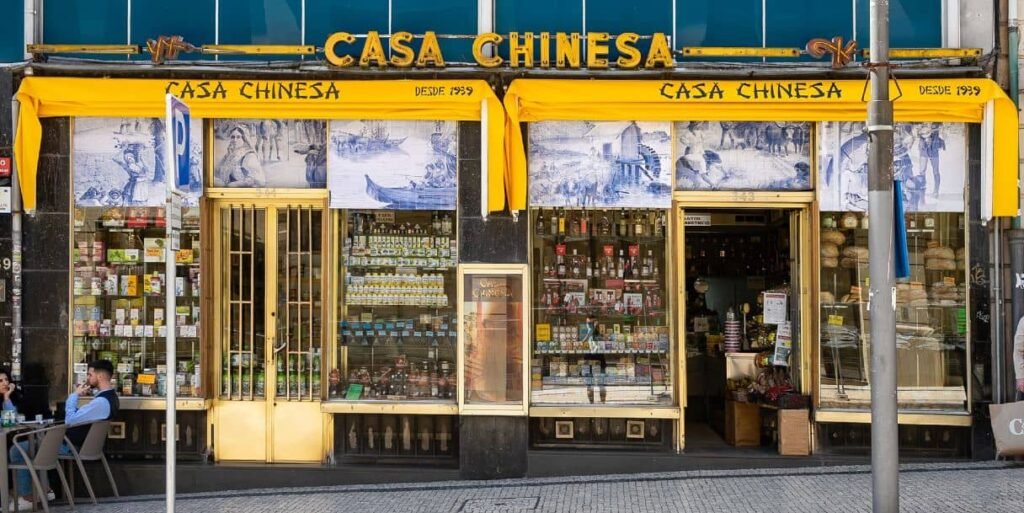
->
[673, 195, 814, 452]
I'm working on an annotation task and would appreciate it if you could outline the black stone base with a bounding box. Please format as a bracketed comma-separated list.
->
[459, 416, 528, 480]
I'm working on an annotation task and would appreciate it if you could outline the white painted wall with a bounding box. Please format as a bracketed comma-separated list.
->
[960, 0, 995, 51]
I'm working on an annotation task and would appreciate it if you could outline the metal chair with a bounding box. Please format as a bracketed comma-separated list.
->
[59, 420, 119, 504]
[9, 424, 74, 513]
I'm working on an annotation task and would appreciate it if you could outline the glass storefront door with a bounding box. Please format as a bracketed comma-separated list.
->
[213, 201, 326, 462]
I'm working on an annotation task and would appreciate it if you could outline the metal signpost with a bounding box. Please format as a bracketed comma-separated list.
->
[867, 1, 899, 512]
[164, 94, 191, 513]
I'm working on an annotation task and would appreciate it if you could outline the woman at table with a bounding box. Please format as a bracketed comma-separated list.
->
[0, 367, 21, 412]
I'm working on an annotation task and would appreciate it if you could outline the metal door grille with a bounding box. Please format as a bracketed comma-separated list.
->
[222, 206, 266, 400]
[277, 206, 323, 401]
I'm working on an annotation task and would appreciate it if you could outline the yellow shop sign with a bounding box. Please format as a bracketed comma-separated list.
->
[324, 31, 675, 69]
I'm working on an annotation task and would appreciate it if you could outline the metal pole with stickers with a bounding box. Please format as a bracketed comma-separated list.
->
[164, 94, 193, 513]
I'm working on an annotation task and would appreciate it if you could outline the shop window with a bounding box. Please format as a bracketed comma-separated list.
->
[71, 117, 204, 399]
[526, 120, 673, 406]
[326, 119, 459, 403]
[212, 119, 326, 189]
[674, 121, 812, 191]
[72, 206, 202, 399]
[530, 208, 672, 405]
[817, 121, 969, 412]
[332, 210, 458, 402]
[461, 268, 527, 407]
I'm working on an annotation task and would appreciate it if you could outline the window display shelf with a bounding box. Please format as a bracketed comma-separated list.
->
[541, 376, 655, 386]
[528, 405, 680, 419]
[534, 349, 668, 355]
[337, 210, 458, 404]
[819, 210, 968, 413]
[78, 396, 210, 411]
[320, 401, 458, 415]
[535, 234, 668, 245]
[72, 206, 203, 400]
[530, 208, 672, 406]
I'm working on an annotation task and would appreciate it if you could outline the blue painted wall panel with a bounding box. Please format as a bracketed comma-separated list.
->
[307, 0, 388, 63]
[131, 1, 216, 60]
[587, 0, 672, 62]
[495, 0, 583, 64]
[27, 0, 947, 65]
[676, 0, 762, 48]
[44, 0, 127, 44]
[392, 0, 477, 63]
[0, 0, 24, 63]
[765, 0, 853, 47]
[856, 0, 942, 48]
[43, 0, 127, 60]
[218, 0, 302, 44]
[676, 0, 762, 62]
[495, 0, 584, 33]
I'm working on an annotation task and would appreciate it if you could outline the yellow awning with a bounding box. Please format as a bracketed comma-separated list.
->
[14, 77, 506, 212]
[501, 78, 1018, 217]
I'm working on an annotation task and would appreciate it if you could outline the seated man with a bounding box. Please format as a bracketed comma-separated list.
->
[8, 360, 119, 509]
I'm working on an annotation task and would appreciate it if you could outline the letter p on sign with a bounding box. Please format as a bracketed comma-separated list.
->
[165, 94, 195, 193]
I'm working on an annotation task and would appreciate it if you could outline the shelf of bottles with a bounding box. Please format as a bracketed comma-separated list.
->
[819, 211, 968, 410]
[332, 210, 458, 402]
[72, 206, 202, 398]
[530, 208, 672, 406]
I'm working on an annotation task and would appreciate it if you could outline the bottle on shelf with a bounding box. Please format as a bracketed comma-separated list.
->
[598, 211, 612, 236]
[634, 212, 645, 237]
[535, 210, 546, 236]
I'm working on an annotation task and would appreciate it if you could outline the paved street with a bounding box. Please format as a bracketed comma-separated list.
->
[60, 461, 1023, 513]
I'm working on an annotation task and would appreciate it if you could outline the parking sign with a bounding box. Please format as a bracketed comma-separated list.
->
[165, 95, 195, 193]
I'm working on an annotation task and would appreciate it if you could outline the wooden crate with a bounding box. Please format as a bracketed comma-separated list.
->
[778, 408, 810, 456]
[724, 400, 761, 447]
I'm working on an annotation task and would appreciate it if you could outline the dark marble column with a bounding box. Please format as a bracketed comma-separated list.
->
[456, 121, 529, 478]
[458, 122, 528, 264]
[19, 118, 71, 414]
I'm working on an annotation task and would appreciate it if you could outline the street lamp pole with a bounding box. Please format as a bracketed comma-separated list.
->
[867, 0, 899, 512]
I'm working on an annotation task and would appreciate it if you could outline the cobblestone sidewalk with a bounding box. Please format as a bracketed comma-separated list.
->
[65, 461, 1023, 513]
